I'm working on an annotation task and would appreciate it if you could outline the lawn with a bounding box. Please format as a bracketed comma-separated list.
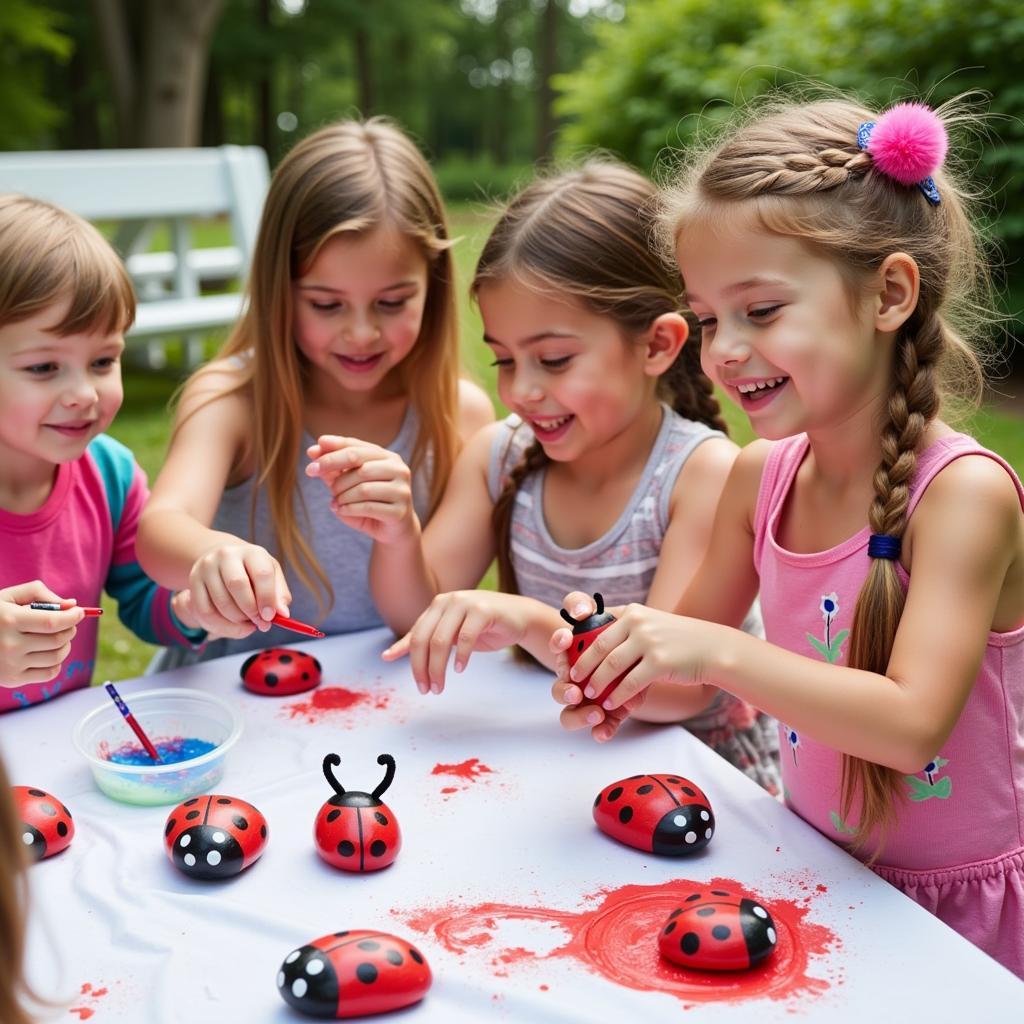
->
[96, 203, 1024, 683]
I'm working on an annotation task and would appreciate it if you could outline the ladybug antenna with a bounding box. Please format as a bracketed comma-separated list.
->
[322, 754, 346, 796]
[372, 754, 396, 799]
[559, 608, 580, 627]
[593, 593, 604, 615]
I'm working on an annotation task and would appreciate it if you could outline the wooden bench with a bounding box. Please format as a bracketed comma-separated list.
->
[0, 146, 270, 366]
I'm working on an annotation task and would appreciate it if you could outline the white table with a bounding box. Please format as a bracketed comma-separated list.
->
[3, 629, 1020, 1022]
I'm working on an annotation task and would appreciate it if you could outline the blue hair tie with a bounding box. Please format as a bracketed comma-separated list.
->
[867, 534, 902, 560]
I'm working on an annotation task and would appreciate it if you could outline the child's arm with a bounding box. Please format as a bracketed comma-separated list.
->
[559, 453, 1022, 771]
[0, 582, 82, 687]
[136, 366, 291, 639]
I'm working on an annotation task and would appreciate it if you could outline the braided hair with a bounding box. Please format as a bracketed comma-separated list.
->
[659, 97, 990, 848]
[474, 161, 727, 596]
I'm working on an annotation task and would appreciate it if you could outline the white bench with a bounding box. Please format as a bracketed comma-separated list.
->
[0, 146, 270, 367]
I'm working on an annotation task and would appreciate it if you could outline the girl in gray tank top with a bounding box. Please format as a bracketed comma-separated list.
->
[373, 162, 780, 794]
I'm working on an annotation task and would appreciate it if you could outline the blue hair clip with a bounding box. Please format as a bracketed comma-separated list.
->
[857, 121, 941, 206]
[867, 533, 902, 560]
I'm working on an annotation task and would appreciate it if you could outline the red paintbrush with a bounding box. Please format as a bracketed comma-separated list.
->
[104, 683, 162, 763]
[271, 614, 326, 639]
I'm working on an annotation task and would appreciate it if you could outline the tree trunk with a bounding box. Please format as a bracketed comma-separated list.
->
[535, 0, 558, 161]
[91, 0, 137, 145]
[137, 0, 226, 147]
[354, 27, 374, 116]
[255, 0, 273, 156]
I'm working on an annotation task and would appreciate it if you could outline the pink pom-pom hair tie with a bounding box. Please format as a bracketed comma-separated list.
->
[856, 102, 947, 205]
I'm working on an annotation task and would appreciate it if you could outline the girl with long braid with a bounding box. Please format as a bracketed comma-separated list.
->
[367, 161, 779, 790]
[551, 99, 1024, 977]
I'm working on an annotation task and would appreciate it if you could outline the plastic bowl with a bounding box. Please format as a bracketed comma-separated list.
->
[73, 688, 242, 806]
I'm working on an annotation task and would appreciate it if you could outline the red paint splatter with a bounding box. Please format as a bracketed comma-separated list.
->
[68, 1011, 94, 1021]
[432, 757, 493, 780]
[282, 686, 392, 725]
[399, 877, 838, 1007]
[441, 787, 458, 794]
[70, 981, 110, 1019]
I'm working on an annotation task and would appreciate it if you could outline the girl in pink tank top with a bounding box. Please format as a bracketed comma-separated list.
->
[551, 98, 1024, 978]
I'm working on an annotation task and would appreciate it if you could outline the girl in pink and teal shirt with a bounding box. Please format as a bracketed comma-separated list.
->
[0, 195, 202, 712]
[552, 98, 1024, 978]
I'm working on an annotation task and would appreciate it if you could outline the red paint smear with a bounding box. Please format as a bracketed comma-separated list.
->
[68, 1011, 94, 1021]
[441, 787, 458, 794]
[399, 877, 838, 1007]
[282, 686, 391, 725]
[431, 757, 493, 781]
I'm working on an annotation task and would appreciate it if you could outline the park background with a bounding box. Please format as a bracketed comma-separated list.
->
[3, 0, 1022, 682]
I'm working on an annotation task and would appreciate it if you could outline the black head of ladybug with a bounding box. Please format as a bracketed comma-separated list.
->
[322, 753, 396, 809]
[559, 592, 615, 640]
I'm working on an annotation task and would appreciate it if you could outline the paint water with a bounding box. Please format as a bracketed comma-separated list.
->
[106, 736, 216, 765]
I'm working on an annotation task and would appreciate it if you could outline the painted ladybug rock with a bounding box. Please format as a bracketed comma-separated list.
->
[593, 773, 715, 856]
[560, 592, 634, 706]
[315, 754, 401, 872]
[659, 887, 778, 971]
[277, 929, 431, 1019]
[164, 794, 268, 880]
[240, 647, 322, 696]
[13, 786, 74, 862]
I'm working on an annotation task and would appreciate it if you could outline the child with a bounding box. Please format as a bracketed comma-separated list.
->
[137, 118, 493, 663]
[345, 162, 779, 792]
[0, 195, 203, 709]
[0, 755, 34, 1024]
[552, 100, 1024, 977]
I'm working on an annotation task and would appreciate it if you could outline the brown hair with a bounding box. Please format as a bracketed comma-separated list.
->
[474, 161, 727, 596]
[660, 95, 991, 846]
[185, 118, 460, 617]
[0, 194, 135, 335]
[0, 759, 35, 1024]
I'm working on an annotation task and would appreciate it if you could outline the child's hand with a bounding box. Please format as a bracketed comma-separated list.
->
[0, 581, 83, 687]
[306, 436, 419, 545]
[187, 541, 291, 639]
[382, 591, 532, 694]
[170, 589, 201, 632]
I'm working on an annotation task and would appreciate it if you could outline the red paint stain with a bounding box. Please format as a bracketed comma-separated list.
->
[70, 981, 110, 1019]
[432, 757, 493, 781]
[441, 786, 458, 794]
[68, 1011, 94, 1021]
[399, 877, 838, 1007]
[282, 686, 392, 725]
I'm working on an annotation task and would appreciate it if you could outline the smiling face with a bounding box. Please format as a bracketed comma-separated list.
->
[477, 276, 659, 461]
[0, 298, 125, 472]
[292, 224, 430, 397]
[677, 212, 892, 441]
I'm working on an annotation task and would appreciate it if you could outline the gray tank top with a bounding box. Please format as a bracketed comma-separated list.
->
[487, 405, 724, 609]
[151, 401, 431, 669]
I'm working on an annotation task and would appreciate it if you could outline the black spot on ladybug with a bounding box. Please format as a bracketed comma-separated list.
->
[618, 806, 633, 824]
[358, 940, 381, 951]
[386, 949, 403, 965]
[240, 653, 259, 675]
[593, 794, 601, 807]
[28, 789, 45, 797]
[711, 889, 729, 896]
[607, 786, 623, 801]
[697, 907, 715, 917]
[57, 822, 68, 837]
[712, 925, 731, 940]
[686, 893, 701, 902]
[370, 840, 386, 857]
[232, 815, 248, 829]
[577, 641, 584, 652]
[217, 797, 231, 805]
[279, 655, 293, 664]
[327, 809, 341, 822]
[265, 673, 278, 687]
[165, 819, 176, 835]
[338, 841, 355, 857]
[666, 777, 680, 784]
[664, 921, 677, 935]
[302, 672, 309, 680]
[681, 933, 700, 955]
[356, 963, 378, 984]
[313, 658, 322, 672]
[186, 810, 201, 820]
[409, 948, 424, 964]
[669, 908, 682, 918]
[184, 798, 199, 806]
[374, 812, 388, 826]
[637, 784, 654, 794]
[260, 824, 267, 839]
[334, 930, 350, 937]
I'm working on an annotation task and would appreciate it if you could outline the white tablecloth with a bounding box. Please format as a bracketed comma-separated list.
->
[2, 628, 1020, 1022]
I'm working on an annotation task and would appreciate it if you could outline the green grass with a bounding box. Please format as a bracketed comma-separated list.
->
[95, 202, 1024, 683]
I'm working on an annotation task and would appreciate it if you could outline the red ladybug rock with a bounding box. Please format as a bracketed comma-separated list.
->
[164, 794, 268, 880]
[593, 773, 715, 855]
[560, 593, 636, 706]
[277, 929, 431, 1019]
[659, 887, 778, 971]
[240, 647, 322, 696]
[13, 786, 74, 862]
[314, 754, 401, 872]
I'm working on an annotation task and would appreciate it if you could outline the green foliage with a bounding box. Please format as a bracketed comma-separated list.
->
[435, 156, 532, 202]
[0, 0, 71, 147]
